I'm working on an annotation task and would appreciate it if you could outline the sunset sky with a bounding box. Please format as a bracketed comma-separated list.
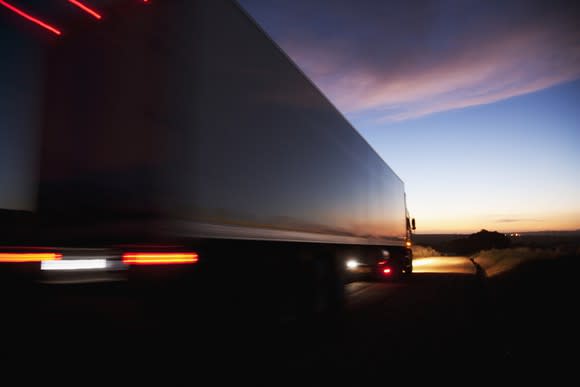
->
[239, 0, 580, 233]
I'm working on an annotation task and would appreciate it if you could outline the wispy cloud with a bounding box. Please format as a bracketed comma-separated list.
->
[326, 24, 580, 121]
[241, 0, 580, 122]
[496, 218, 543, 224]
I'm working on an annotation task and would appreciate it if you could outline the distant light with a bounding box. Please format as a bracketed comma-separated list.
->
[346, 259, 359, 270]
[406, 241, 412, 248]
[377, 259, 387, 265]
[123, 252, 199, 265]
[68, 0, 102, 20]
[41, 259, 107, 271]
[0, 252, 62, 263]
[383, 268, 392, 275]
[0, 0, 62, 35]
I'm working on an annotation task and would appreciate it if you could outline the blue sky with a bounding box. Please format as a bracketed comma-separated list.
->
[239, 0, 580, 233]
[359, 80, 580, 232]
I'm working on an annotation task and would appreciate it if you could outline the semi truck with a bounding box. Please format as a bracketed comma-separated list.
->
[0, 0, 415, 320]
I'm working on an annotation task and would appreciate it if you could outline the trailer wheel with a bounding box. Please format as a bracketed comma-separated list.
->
[297, 253, 345, 322]
[404, 262, 413, 277]
[323, 254, 346, 320]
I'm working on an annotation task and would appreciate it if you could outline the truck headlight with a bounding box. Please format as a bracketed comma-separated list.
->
[346, 259, 359, 270]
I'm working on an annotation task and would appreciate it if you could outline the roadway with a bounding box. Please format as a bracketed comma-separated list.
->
[2, 255, 576, 382]
[317, 256, 493, 375]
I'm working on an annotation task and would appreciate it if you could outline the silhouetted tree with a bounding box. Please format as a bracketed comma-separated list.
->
[441, 229, 511, 255]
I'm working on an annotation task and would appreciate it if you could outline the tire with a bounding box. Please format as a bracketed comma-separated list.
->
[404, 261, 413, 277]
[277, 251, 344, 327]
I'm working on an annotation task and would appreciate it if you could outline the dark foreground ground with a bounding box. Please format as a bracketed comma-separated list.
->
[1, 256, 578, 383]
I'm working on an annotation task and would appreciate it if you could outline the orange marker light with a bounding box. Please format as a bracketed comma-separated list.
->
[0, 252, 62, 263]
[123, 252, 199, 265]
[0, 0, 62, 35]
[68, 0, 102, 20]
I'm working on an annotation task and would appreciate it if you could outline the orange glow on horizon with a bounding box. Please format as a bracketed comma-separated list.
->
[413, 210, 580, 235]
[122, 252, 199, 265]
[0, 252, 62, 263]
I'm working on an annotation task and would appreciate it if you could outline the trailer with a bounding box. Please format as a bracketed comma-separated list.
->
[0, 0, 415, 319]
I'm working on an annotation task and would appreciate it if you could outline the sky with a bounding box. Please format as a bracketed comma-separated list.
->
[238, 0, 580, 233]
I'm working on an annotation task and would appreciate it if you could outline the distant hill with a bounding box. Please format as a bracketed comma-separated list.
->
[415, 229, 580, 253]
[414, 230, 510, 256]
[519, 230, 580, 237]
[514, 230, 580, 248]
[442, 229, 510, 255]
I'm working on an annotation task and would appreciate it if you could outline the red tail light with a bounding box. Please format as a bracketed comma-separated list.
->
[122, 252, 199, 265]
[382, 268, 392, 275]
[68, 0, 102, 20]
[0, 0, 62, 35]
[0, 252, 62, 263]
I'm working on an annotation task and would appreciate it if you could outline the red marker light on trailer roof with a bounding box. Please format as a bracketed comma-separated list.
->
[0, 0, 62, 35]
[123, 252, 199, 265]
[0, 252, 62, 263]
[68, 0, 102, 20]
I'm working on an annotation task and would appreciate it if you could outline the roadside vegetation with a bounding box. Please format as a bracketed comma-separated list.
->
[473, 246, 568, 276]
[414, 229, 580, 277]
[412, 245, 441, 258]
